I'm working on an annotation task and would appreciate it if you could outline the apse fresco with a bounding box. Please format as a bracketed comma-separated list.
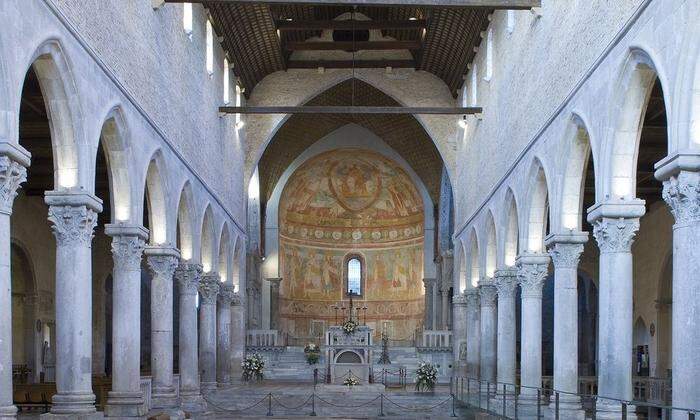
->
[279, 149, 424, 340]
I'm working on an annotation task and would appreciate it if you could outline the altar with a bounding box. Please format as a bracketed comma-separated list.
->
[325, 325, 373, 385]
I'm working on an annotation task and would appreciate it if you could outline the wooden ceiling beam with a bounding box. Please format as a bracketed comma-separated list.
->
[172, 0, 540, 9]
[287, 59, 415, 68]
[277, 19, 427, 30]
[219, 105, 481, 114]
[285, 40, 421, 50]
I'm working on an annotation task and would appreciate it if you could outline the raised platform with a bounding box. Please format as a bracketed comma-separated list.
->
[315, 383, 386, 393]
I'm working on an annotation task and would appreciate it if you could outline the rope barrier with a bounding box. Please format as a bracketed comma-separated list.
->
[314, 394, 382, 409]
[382, 394, 453, 411]
[271, 394, 313, 410]
[202, 393, 270, 413]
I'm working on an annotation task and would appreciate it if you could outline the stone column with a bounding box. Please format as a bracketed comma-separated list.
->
[0, 145, 28, 420]
[198, 273, 220, 392]
[104, 224, 148, 418]
[216, 284, 235, 386]
[230, 294, 246, 380]
[545, 232, 588, 418]
[422, 278, 434, 330]
[478, 278, 497, 386]
[452, 294, 468, 367]
[493, 268, 518, 393]
[267, 277, 282, 330]
[144, 246, 180, 409]
[440, 287, 450, 330]
[656, 153, 700, 418]
[442, 250, 454, 327]
[465, 289, 480, 379]
[516, 253, 550, 401]
[588, 200, 644, 417]
[44, 190, 103, 416]
[174, 263, 206, 412]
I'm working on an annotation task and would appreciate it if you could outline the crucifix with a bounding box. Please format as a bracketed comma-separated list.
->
[348, 292, 355, 322]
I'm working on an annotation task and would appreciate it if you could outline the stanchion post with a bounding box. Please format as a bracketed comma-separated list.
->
[451, 394, 457, 417]
[478, 380, 482, 409]
[536, 389, 541, 418]
[689, 411, 695, 420]
[514, 384, 519, 420]
[486, 382, 490, 412]
[555, 391, 559, 420]
[622, 401, 627, 420]
[379, 394, 385, 417]
[591, 396, 596, 420]
[502, 384, 506, 418]
[267, 393, 273, 416]
[310, 393, 316, 416]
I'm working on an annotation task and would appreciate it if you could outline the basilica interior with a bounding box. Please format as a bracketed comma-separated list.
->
[1, 0, 699, 419]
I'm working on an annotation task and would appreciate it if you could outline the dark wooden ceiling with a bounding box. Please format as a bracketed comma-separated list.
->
[207, 2, 491, 97]
[258, 78, 443, 207]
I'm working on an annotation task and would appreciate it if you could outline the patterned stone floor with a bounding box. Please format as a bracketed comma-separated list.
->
[198, 382, 481, 419]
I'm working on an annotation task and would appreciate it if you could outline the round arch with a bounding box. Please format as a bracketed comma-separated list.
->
[559, 114, 594, 232]
[503, 188, 519, 267]
[96, 106, 133, 223]
[143, 151, 168, 245]
[175, 180, 195, 261]
[469, 228, 480, 288]
[484, 211, 497, 277]
[218, 222, 231, 282]
[524, 157, 552, 253]
[199, 204, 215, 273]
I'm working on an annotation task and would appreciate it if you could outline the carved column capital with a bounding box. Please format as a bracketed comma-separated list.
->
[662, 170, 700, 226]
[267, 277, 282, 290]
[0, 154, 28, 215]
[452, 293, 468, 306]
[105, 224, 148, 272]
[145, 246, 180, 279]
[592, 217, 639, 253]
[199, 273, 221, 305]
[174, 263, 202, 296]
[478, 278, 497, 308]
[45, 192, 103, 247]
[464, 288, 480, 309]
[493, 268, 518, 299]
[230, 292, 242, 306]
[422, 278, 435, 289]
[218, 284, 236, 305]
[516, 253, 550, 299]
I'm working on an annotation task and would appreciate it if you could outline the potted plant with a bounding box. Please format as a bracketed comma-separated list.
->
[241, 353, 265, 382]
[304, 343, 321, 365]
[414, 361, 438, 392]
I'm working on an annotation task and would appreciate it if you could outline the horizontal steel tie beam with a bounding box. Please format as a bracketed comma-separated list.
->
[219, 106, 482, 114]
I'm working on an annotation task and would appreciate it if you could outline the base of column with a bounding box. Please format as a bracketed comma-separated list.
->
[543, 395, 585, 420]
[104, 391, 146, 418]
[200, 381, 217, 393]
[0, 404, 17, 420]
[147, 407, 186, 420]
[45, 392, 100, 417]
[216, 381, 232, 388]
[595, 400, 638, 420]
[180, 389, 207, 413]
[151, 386, 179, 409]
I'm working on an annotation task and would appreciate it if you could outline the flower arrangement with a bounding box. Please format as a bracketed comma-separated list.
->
[241, 353, 265, 382]
[304, 343, 320, 365]
[343, 376, 360, 387]
[342, 319, 358, 335]
[415, 361, 438, 392]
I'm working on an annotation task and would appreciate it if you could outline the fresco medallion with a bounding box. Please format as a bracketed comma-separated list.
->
[328, 157, 382, 212]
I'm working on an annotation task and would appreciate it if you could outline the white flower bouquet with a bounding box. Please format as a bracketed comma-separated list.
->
[414, 361, 438, 392]
[241, 353, 265, 382]
[304, 343, 320, 365]
[342, 319, 358, 335]
[343, 376, 360, 387]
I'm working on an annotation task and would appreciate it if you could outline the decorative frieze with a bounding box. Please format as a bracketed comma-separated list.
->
[198, 273, 220, 305]
[0, 156, 27, 215]
[175, 263, 202, 296]
[592, 217, 639, 253]
[662, 170, 700, 226]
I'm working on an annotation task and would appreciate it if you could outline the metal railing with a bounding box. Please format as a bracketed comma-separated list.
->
[453, 376, 696, 419]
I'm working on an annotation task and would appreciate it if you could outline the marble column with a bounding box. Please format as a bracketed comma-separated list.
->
[104, 224, 148, 418]
[478, 278, 497, 386]
[174, 263, 206, 412]
[588, 200, 644, 417]
[422, 278, 435, 330]
[230, 293, 246, 380]
[452, 294, 468, 366]
[545, 232, 588, 418]
[0, 145, 29, 420]
[267, 277, 282, 330]
[198, 273, 220, 392]
[216, 284, 235, 386]
[44, 190, 103, 417]
[465, 289, 480, 379]
[442, 250, 454, 327]
[144, 246, 180, 409]
[440, 287, 450, 330]
[516, 252, 550, 401]
[493, 268, 518, 393]
[656, 153, 700, 418]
